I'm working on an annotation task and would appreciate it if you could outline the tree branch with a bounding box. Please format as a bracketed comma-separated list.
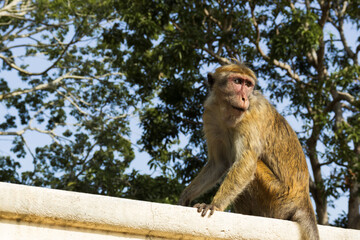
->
[0, 70, 76, 100]
[20, 135, 36, 160]
[331, 1, 357, 64]
[324, 90, 356, 114]
[55, 89, 89, 116]
[0, 71, 124, 101]
[0, 0, 33, 18]
[203, 8, 222, 29]
[250, 4, 301, 82]
[202, 46, 232, 65]
[0, 20, 82, 76]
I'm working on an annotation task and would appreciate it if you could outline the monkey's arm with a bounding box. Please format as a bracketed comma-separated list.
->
[211, 150, 257, 211]
[178, 160, 228, 206]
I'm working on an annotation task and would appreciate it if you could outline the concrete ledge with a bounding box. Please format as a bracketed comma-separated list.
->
[0, 182, 359, 239]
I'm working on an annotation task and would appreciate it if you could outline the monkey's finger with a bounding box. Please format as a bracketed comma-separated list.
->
[193, 203, 200, 209]
[194, 203, 206, 213]
[209, 206, 215, 216]
[201, 204, 213, 217]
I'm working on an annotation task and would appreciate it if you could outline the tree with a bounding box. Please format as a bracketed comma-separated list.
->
[1, 0, 359, 229]
[0, 0, 184, 201]
[0, 0, 138, 195]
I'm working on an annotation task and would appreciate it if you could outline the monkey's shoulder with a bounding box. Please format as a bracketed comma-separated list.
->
[246, 92, 298, 137]
[245, 91, 274, 121]
[249, 91, 272, 110]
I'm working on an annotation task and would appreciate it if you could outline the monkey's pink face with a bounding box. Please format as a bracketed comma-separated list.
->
[225, 73, 255, 116]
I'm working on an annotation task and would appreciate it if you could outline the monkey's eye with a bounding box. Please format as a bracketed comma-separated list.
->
[234, 78, 253, 87]
[233, 78, 244, 84]
[245, 80, 253, 87]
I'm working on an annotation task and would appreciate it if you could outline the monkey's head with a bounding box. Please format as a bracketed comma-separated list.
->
[207, 64, 256, 119]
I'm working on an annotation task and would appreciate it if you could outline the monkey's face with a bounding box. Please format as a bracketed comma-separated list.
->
[225, 73, 254, 113]
[208, 72, 255, 118]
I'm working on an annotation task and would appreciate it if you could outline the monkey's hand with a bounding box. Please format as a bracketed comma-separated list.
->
[193, 203, 220, 217]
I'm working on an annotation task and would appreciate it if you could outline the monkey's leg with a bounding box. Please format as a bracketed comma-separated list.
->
[255, 160, 286, 193]
[236, 160, 290, 218]
[256, 161, 319, 240]
[178, 161, 228, 206]
[231, 160, 287, 217]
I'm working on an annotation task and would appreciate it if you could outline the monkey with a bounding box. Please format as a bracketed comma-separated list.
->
[178, 63, 319, 240]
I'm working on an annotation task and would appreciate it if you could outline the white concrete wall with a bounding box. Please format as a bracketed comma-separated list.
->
[0, 182, 359, 240]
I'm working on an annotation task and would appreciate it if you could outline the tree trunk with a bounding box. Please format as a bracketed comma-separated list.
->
[307, 127, 328, 225]
[348, 181, 360, 229]
[310, 108, 328, 223]
[315, 195, 328, 225]
[348, 144, 360, 229]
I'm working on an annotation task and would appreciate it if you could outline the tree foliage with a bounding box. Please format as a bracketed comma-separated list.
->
[0, 0, 359, 228]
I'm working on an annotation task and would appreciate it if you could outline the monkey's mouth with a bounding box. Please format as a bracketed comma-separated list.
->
[231, 105, 245, 112]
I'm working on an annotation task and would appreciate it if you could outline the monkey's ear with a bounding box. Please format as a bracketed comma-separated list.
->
[207, 73, 215, 89]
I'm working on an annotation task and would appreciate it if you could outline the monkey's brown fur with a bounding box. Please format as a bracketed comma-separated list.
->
[178, 64, 319, 240]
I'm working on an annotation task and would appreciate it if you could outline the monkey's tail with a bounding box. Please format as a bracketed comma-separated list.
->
[292, 202, 320, 240]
